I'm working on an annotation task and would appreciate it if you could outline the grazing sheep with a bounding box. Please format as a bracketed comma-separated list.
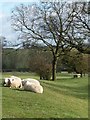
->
[23, 81, 43, 93]
[22, 78, 40, 86]
[77, 74, 81, 78]
[73, 74, 81, 78]
[9, 76, 22, 89]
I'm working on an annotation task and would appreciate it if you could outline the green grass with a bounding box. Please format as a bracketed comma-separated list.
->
[1, 72, 88, 118]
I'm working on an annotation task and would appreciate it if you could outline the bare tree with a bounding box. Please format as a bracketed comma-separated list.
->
[65, 2, 90, 54]
[11, 1, 89, 80]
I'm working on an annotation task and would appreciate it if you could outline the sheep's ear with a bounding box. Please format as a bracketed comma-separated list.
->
[8, 79, 11, 86]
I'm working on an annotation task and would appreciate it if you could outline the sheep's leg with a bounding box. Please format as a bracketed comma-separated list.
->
[19, 83, 22, 88]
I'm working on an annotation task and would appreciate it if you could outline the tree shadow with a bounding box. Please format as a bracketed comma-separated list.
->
[42, 81, 88, 99]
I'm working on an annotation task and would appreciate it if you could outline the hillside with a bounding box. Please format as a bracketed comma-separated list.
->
[1, 72, 88, 118]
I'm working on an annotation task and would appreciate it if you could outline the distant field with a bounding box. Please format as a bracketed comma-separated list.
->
[1, 72, 88, 118]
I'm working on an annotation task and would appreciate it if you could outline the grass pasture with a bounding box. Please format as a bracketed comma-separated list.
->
[1, 72, 88, 118]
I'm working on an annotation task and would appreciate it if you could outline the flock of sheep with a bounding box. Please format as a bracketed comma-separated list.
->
[3, 76, 43, 93]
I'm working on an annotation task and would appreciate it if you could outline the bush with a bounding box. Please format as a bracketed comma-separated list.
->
[39, 64, 52, 80]
[29, 54, 52, 80]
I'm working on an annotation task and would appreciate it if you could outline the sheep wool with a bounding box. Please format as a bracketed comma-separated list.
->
[22, 78, 40, 86]
[10, 76, 22, 89]
[24, 81, 43, 93]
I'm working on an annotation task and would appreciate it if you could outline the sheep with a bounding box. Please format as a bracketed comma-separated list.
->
[77, 74, 81, 78]
[73, 74, 81, 78]
[23, 81, 43, 94]
[9, 76, 22, 89]
[3, 77, 12, 87]
[22, 78, 40, 86]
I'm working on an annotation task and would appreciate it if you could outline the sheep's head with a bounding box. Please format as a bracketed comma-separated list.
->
[22, 80, 26, 86]
[4, 78, 12, 87]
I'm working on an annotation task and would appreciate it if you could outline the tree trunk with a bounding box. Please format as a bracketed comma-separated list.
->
[80, 72, 83, 77]
[52, 57, 57, 81]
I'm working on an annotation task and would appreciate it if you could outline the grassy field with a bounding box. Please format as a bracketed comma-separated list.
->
[1, 72, 88, 118]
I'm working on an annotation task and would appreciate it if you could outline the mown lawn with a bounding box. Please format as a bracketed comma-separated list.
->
[1, 72, 88, 118]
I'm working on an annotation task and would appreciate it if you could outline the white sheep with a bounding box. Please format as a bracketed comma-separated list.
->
[9, 76, 22, 89]
[23, 81, 43, 94]
[77, 74, 81, 78]
[22, 78, 40, 86]
[4, 77, 12, 87]
[73, 74, 81, 78]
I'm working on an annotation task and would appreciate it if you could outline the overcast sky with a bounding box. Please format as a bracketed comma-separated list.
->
[0, 0, 89, 46]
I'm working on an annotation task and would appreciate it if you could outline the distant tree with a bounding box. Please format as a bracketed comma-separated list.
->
[2, 47, 52, 73]
[62, 49, 88, 76]
[15, 49, 30, 71]
[2, 48, 17, 71]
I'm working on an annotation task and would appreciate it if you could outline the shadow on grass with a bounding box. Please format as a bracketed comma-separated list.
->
[1, 77, 88, 99]
[42, 80, 88, 99]
[10, 88, 37, 94]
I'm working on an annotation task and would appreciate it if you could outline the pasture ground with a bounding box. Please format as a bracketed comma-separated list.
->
[0, 72, 88, 118]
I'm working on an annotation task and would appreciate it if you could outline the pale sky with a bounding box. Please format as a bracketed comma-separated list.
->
[0, 0, 40, 46]
[0, 0, 89, 46]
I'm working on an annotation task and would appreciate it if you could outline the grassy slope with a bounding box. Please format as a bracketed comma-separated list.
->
[1, 72, 88, 118]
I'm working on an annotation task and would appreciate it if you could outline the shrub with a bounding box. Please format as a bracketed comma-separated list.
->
[39, 63, 52, 80]
[29, 54, 52, 80]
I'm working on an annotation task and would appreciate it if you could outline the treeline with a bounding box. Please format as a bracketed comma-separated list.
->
[2, 47, 52, 70]
[2, 47, 88, 79]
